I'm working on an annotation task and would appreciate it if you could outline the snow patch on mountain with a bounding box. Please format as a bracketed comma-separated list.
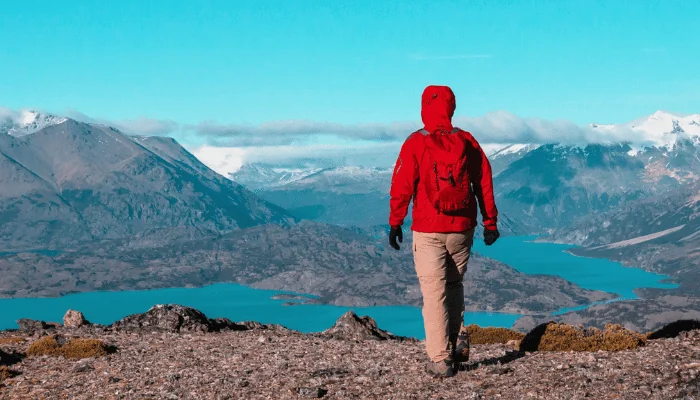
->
[490, 143, 541, 158]
[230, 164, 325, 190]
[589, 225, 686, 250]
[0, 109, 67, 137]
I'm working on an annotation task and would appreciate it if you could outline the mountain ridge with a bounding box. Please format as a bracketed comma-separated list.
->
[0, 117, 294, 251]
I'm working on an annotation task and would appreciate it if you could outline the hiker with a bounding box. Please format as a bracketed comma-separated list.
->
[388, 85, 500, 377]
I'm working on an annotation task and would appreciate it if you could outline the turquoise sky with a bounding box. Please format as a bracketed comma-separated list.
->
[2, 0, 699, 130]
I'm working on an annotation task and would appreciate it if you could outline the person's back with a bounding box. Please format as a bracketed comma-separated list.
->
[388, 85, 500, 377]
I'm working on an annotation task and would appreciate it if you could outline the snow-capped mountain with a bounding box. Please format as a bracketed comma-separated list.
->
[233, 164, 393, 194]
[488, 110, 700, 174]
[0, 116, 293, 250]
[233, 165, 393, 228]
[592, 110, 700, 149]
[230, 164, 325, 191]
[489, 144, 541, 176]
[279, 166, 393, 194]
[0, 110, 67, 137]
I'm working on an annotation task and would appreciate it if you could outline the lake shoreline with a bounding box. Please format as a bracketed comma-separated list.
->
[1, 236, 678, 336]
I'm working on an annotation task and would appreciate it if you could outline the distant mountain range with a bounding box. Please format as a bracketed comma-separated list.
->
[0, 112, 293, 251]
[221, 111, 700, 234]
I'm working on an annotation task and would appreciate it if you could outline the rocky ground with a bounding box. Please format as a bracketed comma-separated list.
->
[1, 305, 699, 399]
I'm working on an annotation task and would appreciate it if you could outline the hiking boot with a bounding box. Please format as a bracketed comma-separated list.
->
[453, 329, 470, 363]
[426, 359, 455, 378]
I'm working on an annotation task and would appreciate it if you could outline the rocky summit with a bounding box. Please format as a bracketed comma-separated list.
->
[1, 305, 700, 399]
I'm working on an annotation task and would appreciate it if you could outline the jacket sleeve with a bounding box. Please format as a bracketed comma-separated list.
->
[389, 134, 420, 228]
[465, 133, 498, 230]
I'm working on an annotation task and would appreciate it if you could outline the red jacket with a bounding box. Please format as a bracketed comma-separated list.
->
[389, 85, 498, 233]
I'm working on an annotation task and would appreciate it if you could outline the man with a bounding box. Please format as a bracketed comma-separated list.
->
[388, 85, 500, 377]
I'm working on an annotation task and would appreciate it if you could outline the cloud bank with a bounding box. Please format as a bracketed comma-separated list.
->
[1, 106, 668, 173]
[192, 110, 646, 148]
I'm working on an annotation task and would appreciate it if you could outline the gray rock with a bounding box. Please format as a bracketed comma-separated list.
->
[16, 318, 56, 333]
[319, 311, 410, 342]
[110, 304, 212, 333]
[63, 310, 89, 328]
[293, 387, 328, 398]
[72, 363, 95, 373]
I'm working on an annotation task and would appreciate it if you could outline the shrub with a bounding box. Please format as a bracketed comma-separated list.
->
[465, 325, 525, 344]
[26, 336, 61, 357]
[26, 336, 113, 359]
[520, 322, 645, 352]
[60, 339, 109, 359]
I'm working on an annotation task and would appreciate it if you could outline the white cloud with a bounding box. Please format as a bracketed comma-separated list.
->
[193, 119, 416, 146]
[193, 110, 649, 148]
[188, 145, 247, 177]
[188, 142, 403, 175]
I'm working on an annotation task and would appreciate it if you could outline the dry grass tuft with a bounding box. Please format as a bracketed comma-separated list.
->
[26, 336, 113, 359]
[520, 322, 646, 352]
[0, 337, 25, 345]
[465, 325, 525, 344]
[60, 339, 109, 359]
[26, 336, 61, 357]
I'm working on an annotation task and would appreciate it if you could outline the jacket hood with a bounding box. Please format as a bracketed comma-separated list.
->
[421, 85, 456, 133]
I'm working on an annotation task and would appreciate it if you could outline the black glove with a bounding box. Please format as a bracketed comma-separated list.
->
[483, 228, 500, 246]
[389, 226, 403, 250]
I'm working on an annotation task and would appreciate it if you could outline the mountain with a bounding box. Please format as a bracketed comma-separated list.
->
[592, 110, 700, 149]
[494, 111, 700, 232]
[489, 144, 541, 176]
[230, 164, 324, 191]
[234, 165, 395, 228]
[0, 118, 294, 251]
[546, 186, 700, 295]
[513, 186, 700, 332]
[546, 185, 700, 248]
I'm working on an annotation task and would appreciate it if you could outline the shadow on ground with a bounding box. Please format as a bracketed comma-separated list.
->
[459, 350, 526, 372]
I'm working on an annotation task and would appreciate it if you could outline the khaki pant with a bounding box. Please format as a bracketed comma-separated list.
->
[412, 229, 475, 362]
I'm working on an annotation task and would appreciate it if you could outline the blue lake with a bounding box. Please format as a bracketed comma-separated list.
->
[0, 284, 520, 339]
[0, 236, 678, 338]
[471, 236, 678, 300]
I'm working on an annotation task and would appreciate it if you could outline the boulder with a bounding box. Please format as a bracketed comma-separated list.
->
[647, 319, 700, 340]
[110, 304, 212, 333]
[63, 310, 90, 328]
[320, 311, 410, 342]
[16, 318, 57, 333]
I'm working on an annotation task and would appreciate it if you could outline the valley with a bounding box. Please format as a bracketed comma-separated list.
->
[1, 109, 699, 334]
